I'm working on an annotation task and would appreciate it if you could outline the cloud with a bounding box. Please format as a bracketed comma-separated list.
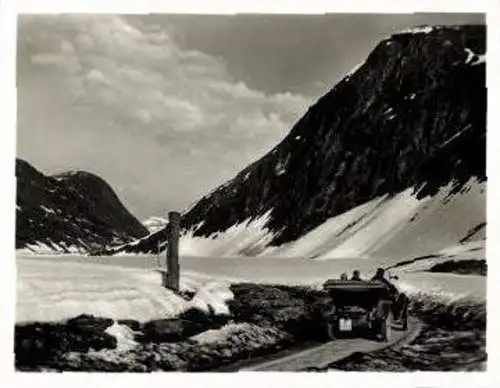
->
[21, 15, 310, 137]
[17, 15, 312, 217]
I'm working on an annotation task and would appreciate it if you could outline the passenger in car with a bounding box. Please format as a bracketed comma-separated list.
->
[351, 270, 362, 281]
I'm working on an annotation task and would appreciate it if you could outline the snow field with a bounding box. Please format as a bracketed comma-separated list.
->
[16, 259, 234, 323]
[180, 210, 275, 257]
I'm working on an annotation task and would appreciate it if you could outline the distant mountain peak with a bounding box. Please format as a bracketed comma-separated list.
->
[142, 216, 168, 234]
[15, 158, 148, 254]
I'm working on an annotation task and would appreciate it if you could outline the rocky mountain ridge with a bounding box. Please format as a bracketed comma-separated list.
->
[16, 158, 148, 253]
[99, 25, 487, 256]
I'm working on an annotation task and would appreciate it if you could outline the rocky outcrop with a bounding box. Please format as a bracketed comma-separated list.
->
[15, 314, 117, 369]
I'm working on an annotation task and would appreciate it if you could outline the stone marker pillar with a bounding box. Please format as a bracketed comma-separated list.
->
[166, 211, 180, 291]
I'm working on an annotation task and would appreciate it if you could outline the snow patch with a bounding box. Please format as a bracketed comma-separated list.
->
[399, 26, 435, 35]
[316, 189, 422, 259]
[276, 167, 286, 176]
[190, 220, 205, 233]
[344, 61, 365, 78]
[21, 242, 61, 255]
[392, 240, 484, 273]
[262, 195, 388, 259]
[438, 240, 484, 257]
[179, 211, 275, 257]
[40, 205, 56, 214]
[75, 323, 140, 363]
[275, 154, 290, 176]
[464, 48, 486, 66]
[439, 125, 472, 149]
[190, 323, 252, 344]
[104, 322, 139, 353]
[189, 281, 234, 315]
[473, 54, 485, 66]
[394, 272, 485, 302]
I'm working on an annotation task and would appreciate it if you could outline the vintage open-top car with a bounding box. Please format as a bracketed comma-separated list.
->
[321, 279, 408, 342]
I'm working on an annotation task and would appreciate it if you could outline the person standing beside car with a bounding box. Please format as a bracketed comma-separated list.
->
[371, 268, 398, 292]
[372, 267, 408, 326]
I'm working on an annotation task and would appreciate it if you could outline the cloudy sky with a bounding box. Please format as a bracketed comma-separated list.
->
[17, 13, 484, 220]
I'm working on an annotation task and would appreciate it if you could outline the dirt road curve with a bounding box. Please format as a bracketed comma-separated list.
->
[241, 318, 422, 371]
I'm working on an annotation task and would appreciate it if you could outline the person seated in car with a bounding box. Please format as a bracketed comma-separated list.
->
[340, 273, 348, 280]
[351, 270, 362, 281]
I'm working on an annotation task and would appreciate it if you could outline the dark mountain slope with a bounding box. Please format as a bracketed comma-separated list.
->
[109, 25, 486, 255]
[16, 159, 148, 253]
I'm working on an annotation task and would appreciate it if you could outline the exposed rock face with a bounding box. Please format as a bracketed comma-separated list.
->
[15, 158, 149, 253]
[108, 25, 486, 255]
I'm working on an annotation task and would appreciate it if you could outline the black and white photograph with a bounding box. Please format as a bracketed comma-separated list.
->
[5, 3, 492, 377]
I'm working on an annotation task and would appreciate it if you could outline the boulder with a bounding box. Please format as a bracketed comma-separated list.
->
[15, 320, 117, 368]
[142, 319, 201, 343]
[66, 314, 114, 332]
[117, 319, 141, 332]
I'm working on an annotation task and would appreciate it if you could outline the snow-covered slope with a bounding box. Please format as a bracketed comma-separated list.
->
[169, 178, 484, 260]
[105, 177, 485, 261]
[264, 178, 485, 260]
[105, 25, 485, 260]
[15, 159, 148, 254]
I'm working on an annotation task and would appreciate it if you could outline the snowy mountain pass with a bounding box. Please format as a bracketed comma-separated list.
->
[17, 247, 485, 325]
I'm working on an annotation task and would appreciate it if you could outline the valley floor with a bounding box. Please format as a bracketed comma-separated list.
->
[15, 252, 486, 372]
[17, 248, 485, 324]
